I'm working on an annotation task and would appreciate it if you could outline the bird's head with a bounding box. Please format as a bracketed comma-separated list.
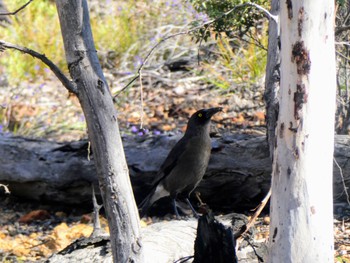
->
[185, 107, 222, 135]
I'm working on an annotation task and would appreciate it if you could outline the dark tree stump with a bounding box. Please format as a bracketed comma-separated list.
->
[194, 212, 238, 263]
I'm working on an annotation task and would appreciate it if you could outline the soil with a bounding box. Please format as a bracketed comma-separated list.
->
[0, 53, 348, 263]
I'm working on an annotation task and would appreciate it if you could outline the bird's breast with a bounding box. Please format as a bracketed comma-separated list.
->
[163, 134, 211, 195]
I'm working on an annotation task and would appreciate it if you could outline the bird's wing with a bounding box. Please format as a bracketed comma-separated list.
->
[138, 136, 188, 217]
[152, 136, 188, 185]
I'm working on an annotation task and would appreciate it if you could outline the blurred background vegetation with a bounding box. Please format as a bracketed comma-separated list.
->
[1, 0, 350, 140]
[0, 0, 269, 140]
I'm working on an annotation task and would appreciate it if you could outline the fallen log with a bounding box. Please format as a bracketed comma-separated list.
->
[0, 133, 349, 212]
[46, 213, 267, 263]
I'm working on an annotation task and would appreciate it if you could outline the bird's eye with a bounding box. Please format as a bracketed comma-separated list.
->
[198, 113, 202, 117]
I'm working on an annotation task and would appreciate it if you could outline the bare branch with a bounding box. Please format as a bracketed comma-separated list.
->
[90, 184, 106, 238]
[0, 40, 77, 94]
[113, 30, 189, 99]
[113, 2, 278, 99]
[336, 25, 350, 35]
[334, 157, 350, 205]
[335, 41, 350, 47]
[244, 2, 278, 23]
[336, 50, 350, 63]
[0, 0, 34, 16]
[236, 187, 271, 240]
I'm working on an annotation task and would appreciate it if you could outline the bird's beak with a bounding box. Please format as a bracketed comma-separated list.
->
[205, 107, 223, 118]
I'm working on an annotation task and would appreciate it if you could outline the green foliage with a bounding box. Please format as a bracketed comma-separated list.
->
[0, 0, 200, 139]
[188, 0, 269, 89]
[336, 256, 350, 263]
[1, 0, 64, 82]
[89, 2, 142, 64]
[189, 0, 269, 41]
[0, 1, 151, 83]
[201, 33, 267, 89]
[336, 0, 347, 7]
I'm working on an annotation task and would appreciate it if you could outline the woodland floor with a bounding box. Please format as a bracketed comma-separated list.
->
[0, 72, 349, 262]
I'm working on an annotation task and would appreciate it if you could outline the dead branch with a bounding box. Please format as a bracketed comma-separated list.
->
[334, 157, 350, 205]
[0, 0, 33, 16]
[0, 40, 77, 94]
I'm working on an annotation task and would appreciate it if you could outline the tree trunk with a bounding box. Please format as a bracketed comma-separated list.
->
[269, 1, 336, 262]
[54, 1, 143, 262]
[264, 0, 280, 159]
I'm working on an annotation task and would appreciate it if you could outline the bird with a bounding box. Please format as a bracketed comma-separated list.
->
[139, 107, 222, 218]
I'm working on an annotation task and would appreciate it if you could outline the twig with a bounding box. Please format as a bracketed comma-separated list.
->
[336, 50, 350, 63]
[334, 157, 350, 205]
[27, 237, 53, 249]
[243, 236, 264, 263]
[113, 2, 277, 99]
[112, 30, 190, 99]
[0, 183, 10, 194]
[174, 256, 194, 263]
[139, 70, 144, 129]
[247, 2, 278, 23]
[236, 187, 271, 240]
[336, 25, 350, 35]
[335, 41, 350, 47]
[197, 25, 210, 65]
[90, 184, 105, 238]
[87, 141, 91, 161]
[0, 40, 77, 94]
[0, 0, 34, 16]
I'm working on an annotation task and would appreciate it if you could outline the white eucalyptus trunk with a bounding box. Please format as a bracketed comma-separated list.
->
[54, 1, 143, 262]
[269, 0, 336, 262]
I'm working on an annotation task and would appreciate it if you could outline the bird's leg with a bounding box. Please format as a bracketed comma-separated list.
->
[185, 198, 199, 219]
[172, 198, 181, 219]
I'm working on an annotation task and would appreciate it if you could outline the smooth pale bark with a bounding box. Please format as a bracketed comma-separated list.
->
[54, 1, 143, 262]
[269, 1, 336, 262]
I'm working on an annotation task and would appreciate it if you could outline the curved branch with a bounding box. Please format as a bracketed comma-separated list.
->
[0, 0, 33, 16]
[0, 40, 77, 94]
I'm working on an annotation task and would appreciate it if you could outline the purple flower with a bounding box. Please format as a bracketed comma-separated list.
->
[137, 128, 149, 136]
[131, 126, 138, 133]
[153, 130, 161, 135]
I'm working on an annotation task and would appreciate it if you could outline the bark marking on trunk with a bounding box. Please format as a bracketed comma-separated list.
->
[286, 0, 293, 19]
[291, 41, 311, 75]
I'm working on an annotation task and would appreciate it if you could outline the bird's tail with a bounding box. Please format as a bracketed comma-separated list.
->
[138, 184, 169, 218]
[138, 188, 156, 219]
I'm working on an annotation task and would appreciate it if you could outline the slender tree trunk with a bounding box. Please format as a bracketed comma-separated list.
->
[54, 1, 143, 262]
[264, 0, 280, 159]
[268, 1, 336, 262]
